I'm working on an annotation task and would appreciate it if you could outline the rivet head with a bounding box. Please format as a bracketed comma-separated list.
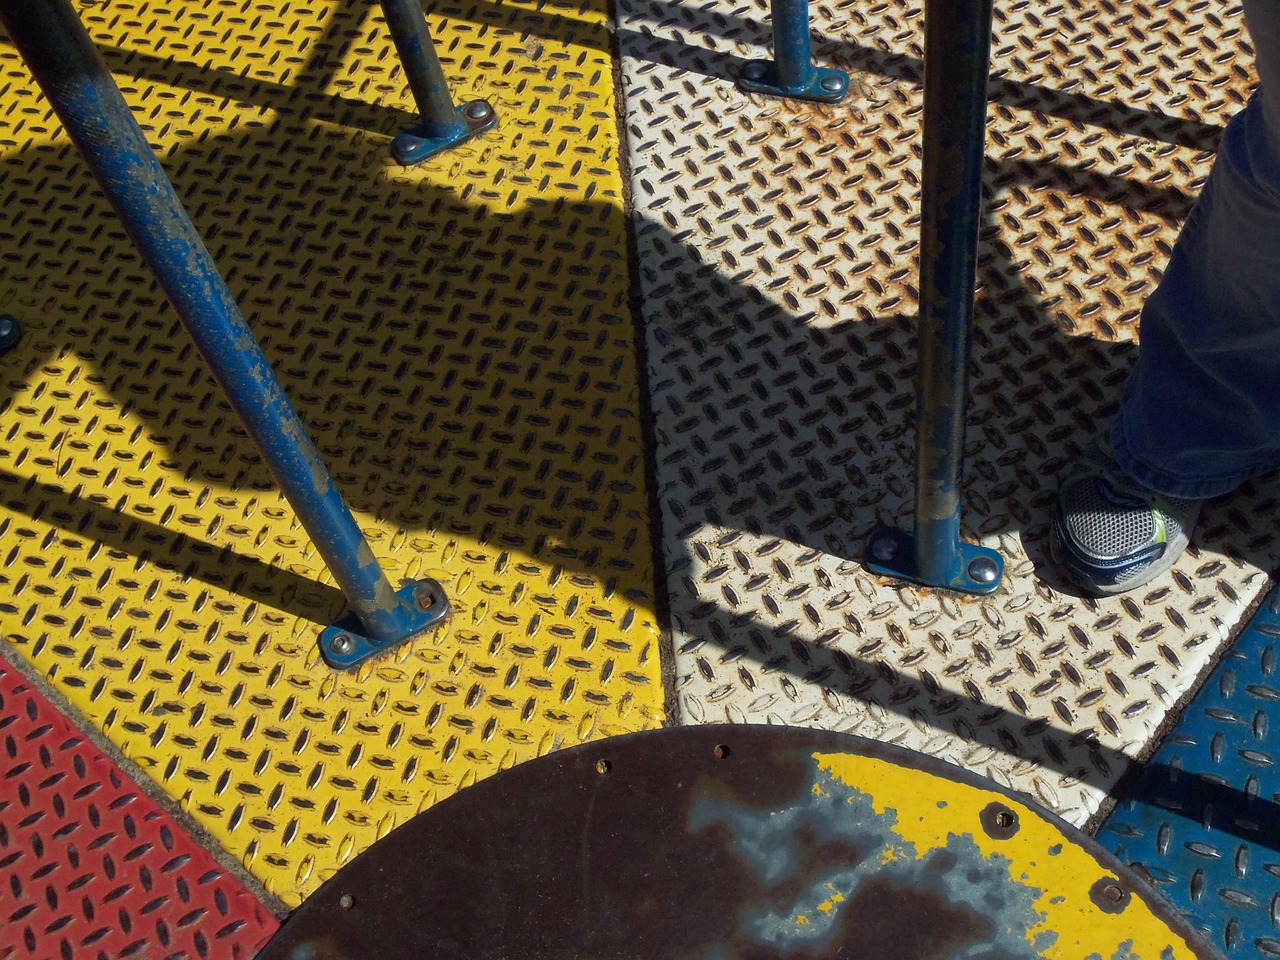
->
[1089, 876, 1130, 913]
[464, 100, 492, 121]
[870, 537, 898, 563]
[820, 74, 844, 92]
[339, 894, 355, 910]
[968, 556, 999, 584]
[0, 315, 13, 338]
[329, 632, 354, 655]
[742, 61, 767, 81]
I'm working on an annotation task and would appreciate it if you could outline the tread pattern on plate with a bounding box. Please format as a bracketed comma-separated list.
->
[619, 0, 1274, 824]
[1102, 585, 1280, 959]
[0, 651, 279, 960]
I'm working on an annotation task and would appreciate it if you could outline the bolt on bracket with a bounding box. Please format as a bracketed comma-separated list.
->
[737, 60, 849, 103]
[864, 527, 1003, 595]
[319, 578, 452, 670]
[391, 100, 497, 165]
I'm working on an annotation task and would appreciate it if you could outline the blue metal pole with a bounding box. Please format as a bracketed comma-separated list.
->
[376, 0, 496, 164]
[737, 0, 848, 103]
[0, 0, 449, 666]
[771, 0, 817, 92]
[915, 0, 995, 583]
[379, 0, 466, 137]
[865, 0, 1003, 594]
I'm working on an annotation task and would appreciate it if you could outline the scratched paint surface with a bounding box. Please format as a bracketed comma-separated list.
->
[687, 770, 1055, 958]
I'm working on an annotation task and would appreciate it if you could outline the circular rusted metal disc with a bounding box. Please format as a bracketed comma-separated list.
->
[258, 725, 1219, 960]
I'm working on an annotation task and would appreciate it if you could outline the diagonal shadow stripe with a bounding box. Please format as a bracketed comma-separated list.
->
[0, 469, 346, 624]
[97, 44, 416, 137]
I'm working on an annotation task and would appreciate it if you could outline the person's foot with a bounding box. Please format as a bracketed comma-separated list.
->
[1051, 443, 1202, 595]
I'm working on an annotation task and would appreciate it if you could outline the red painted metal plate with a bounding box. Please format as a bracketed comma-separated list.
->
[0, 652, 279, 960]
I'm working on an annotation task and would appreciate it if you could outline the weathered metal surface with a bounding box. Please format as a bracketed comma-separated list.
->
[1101, 585, 1280, 958]
[0, 0, 662, 906]
[621, 0, 1274, 823]
[0, 651, 279, 959]
[257, 724, 1219, 960]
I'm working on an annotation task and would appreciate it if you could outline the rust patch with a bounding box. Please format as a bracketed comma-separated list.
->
[836, 876, 995, 960]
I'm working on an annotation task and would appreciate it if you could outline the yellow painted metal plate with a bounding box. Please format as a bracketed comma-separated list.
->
[0, 0, 662, 905]
[815, 750, 1201, 959]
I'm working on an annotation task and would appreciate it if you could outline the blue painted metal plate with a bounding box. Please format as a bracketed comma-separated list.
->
[1100, 585, 1280, 957]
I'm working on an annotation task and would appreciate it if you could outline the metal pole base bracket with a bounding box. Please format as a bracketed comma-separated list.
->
[736, 61, 848, 103]
[319, 578, 451, 670]
[0, 314, 22, 355]
[390, 100, 497, 166]
[864, 527, 1004, 595]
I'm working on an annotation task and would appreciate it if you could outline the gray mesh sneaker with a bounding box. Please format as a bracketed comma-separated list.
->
[1051, 443, 1202, 595]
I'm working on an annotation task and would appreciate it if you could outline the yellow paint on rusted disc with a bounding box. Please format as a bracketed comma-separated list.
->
[816, 752, 1202, 960]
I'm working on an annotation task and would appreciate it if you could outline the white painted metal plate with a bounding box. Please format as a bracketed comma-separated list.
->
[620, 0, 1273, 825]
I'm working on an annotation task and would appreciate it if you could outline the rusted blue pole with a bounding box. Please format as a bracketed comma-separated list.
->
[770, 0, 818, 91]
[0, 0, 449, 667]
[737, 0, 848, 103]
[865, 0, 1003, 594]
[377, 0, 496, 164]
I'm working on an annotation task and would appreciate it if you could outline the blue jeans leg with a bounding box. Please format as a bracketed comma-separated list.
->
[1110, 0, 1280, 500]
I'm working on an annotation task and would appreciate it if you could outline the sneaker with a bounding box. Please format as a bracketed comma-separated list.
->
[1051, 443, 1202, 595]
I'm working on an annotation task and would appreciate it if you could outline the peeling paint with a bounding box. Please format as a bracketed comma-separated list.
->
[814, 752, 1205, 959]
[688, 755, 1053, 957]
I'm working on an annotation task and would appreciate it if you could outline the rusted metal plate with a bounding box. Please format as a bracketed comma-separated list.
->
[256, 725, 1219, 960]
[620, 0, 1275, 823]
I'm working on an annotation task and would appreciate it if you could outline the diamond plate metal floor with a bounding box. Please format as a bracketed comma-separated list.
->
[1101, 585, 1280, 958]
[1, 0, 1278, 953]
[0, 651, 278, 960]
[620, 0, 1277, 826]
[0, 0, 663, 908]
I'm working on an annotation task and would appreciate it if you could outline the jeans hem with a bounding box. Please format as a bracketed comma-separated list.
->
[1109, 414, 1279, 500]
